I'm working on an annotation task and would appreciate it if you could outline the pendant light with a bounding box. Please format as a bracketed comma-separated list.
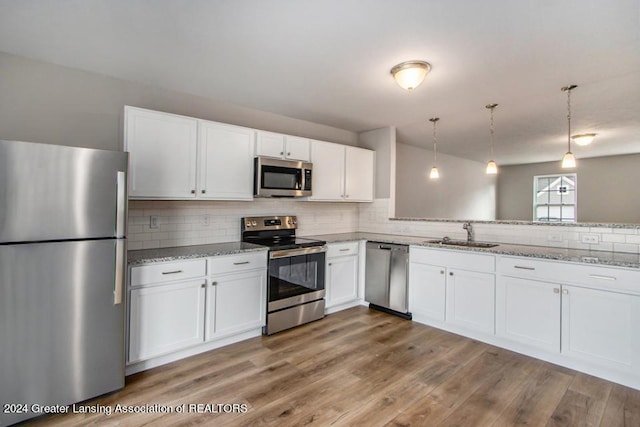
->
[485, 103, 498, 175]
[390, 61, 432, 90]
[429, 117, 440, 179]
[561, 85, 577, 168]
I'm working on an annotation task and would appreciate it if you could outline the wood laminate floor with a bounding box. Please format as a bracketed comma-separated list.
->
[28, 307, 640, 426]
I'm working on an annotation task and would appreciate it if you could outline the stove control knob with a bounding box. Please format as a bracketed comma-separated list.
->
[252, 221, 257, 226]
[245, 222, 251, 228]
[293, 219, 297, 225]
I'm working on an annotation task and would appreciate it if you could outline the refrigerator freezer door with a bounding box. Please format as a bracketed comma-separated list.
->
[0, 140, 128, 243]
[0, 239, 125, 426]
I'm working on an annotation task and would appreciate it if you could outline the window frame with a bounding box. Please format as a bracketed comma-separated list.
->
[532, 173, 577, 223]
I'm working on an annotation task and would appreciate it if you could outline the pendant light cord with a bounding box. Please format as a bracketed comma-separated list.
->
[566, 88, 572, 152]
[489, 107, 495, 159]
[432, 119, 438, 164]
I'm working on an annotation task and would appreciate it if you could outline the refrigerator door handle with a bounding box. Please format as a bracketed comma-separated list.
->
[114, 239, 125, 305]
[116, 171, 126, 238]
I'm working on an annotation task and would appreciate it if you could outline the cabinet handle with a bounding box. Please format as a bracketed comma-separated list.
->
[328, 263, 332, 266]
[449, 272, 454, 276]
[562, 289, 569, 295]
[553, 288, 560, 293]
[201, 190, 206, 194]
[588, 274, 617, 281]
[191, 189, 195, 194]
[233, 261, 250, 265]
[440, 270, 445, 274]
[201, 283, 205, 288]
[162, 270, 183, 275]
[339, 248, 350, 252]
[280, 151, 284, 155]
[514, 266, 535, 271]
[345, 194, 349, 198]
[287, 152, 291, 156]
[211, 281, 217, 286]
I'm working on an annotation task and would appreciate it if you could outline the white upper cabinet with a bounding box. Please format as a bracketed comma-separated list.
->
[256, 131, 310, 161]
[198, 121, 255, 200]
[345, 146, 374, 201]
[309, 140, 374, 202]
[309, 140, 346, 200]
[125, 106, 198, 198]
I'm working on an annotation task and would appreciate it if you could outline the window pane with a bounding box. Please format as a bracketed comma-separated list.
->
[561, 189, 576, 204]
[561, 205, 575, 221]
[536, 206, 550, 221]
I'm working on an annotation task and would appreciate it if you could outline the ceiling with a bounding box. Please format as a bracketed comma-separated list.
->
[0, 0, 639, 165]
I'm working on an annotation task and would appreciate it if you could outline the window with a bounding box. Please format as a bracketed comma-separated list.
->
[533, 173, 576, 222]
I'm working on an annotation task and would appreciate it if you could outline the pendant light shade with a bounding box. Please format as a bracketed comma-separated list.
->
[561, 85, 578, 169]
[429, 117, 440, 180]
[485, 103, 499, 175]
[561, 151, 577, 168]
[485, 160, 498, 174]
[391, 61, 431, 90]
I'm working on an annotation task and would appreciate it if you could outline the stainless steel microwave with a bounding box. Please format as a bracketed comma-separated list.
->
[254, 157, 313, 197]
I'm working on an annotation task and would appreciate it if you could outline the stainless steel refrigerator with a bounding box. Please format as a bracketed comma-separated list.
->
[0, 140, 128, 426]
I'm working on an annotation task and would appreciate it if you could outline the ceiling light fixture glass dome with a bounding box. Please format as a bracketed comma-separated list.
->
[572, 133, 597, 146]
[390, 61, 431, 90]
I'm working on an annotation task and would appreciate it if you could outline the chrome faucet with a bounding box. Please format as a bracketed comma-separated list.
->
[463, 222, 473, 243]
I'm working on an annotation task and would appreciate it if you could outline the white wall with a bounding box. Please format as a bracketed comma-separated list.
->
[395, 143, 497, 220]
[0, 51, 359, 152]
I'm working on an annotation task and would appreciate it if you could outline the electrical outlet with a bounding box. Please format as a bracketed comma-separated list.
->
[150, 215, 159, 229]
[547, 234, 562, 242]
[581, 234, 599, 244]
[201, 214, 210, 227]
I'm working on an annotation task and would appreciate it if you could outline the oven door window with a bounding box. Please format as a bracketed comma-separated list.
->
[262, 165, 302, 190]
[269, 252, 325, 301]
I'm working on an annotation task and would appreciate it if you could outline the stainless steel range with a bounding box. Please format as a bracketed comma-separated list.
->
[241, 216, 326, 335]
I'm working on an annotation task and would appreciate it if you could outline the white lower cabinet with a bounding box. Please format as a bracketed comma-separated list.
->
[408, 262, 446, 322]
[561, 285, 640, 372]
[409, 247, 495, 333]
[206, 269, 267, 340]
[127, 252, 267, 370]
[496, 276, 561, 353]
[446, 268, 495, 335]
[325, 241, 360, 310]
[129, 279, 206, 363]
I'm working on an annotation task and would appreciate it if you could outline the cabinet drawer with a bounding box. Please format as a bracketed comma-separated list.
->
[130, 259, 206, 287]
[327, 241, 359, 258]
[410, 247, 495, 273]
[208, 251, 267, 275]
[498, 256, 640, 295]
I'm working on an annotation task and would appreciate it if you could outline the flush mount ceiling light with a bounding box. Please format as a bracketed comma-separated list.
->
[429, 117, 440, 179]
[561, 84, 578, 169]
[390, 60, 431, 90]
[485, 103, 499, 175]
[572, 133, 597, 146]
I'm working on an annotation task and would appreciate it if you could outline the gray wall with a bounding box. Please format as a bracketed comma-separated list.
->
[358, 126, 395, 199]
[0, 52, 359, 152]
[395, 143, 497, 219]
[497, 153, 640, 223]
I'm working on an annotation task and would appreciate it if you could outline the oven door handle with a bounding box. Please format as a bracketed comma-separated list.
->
[270, 246, 327, 259]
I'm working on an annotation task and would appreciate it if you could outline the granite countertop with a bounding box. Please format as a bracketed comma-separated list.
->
[306, 232, 640, 269]
[128, 242, 268, 266]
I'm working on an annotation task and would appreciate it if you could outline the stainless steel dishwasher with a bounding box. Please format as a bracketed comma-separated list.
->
[365, 241, 412, 319]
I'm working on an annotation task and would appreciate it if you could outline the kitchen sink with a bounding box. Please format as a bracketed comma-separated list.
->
[425, 239, 499, 248]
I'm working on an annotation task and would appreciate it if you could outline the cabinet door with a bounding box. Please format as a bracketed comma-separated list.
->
[309, 140, 345, 201]
[206, 270, 267, 340]
[409, 263, 446, 322]
[344, 146, 374, 202]
[129, 280, 205, 362]
[198, 121, 254, 200]
[326, 255, 359, 308]
[562, 285, 640, 372]
[256, 131, 285, 158]
[285, 136, 310, 161]
[496, 276, 561, 352]
[446, 269, 495, 334]
[125, 107, 198, 198]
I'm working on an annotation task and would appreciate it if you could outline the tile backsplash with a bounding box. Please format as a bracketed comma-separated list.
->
[127, 199, 359, 250]
[128, 198, 640, 254]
